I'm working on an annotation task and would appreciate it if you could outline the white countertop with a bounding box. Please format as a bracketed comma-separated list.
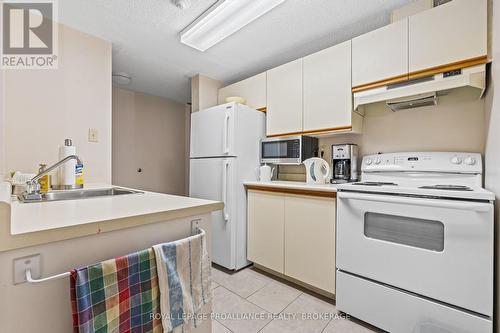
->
[0, 182, 223, 251]
[244, 180, 340, 192]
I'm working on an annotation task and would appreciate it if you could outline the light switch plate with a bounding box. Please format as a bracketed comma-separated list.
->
[88, 128, 98, 143]
[14, 254, 41, 284]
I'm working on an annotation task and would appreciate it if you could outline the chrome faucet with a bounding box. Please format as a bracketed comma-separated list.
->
[23, 155, 83, 200]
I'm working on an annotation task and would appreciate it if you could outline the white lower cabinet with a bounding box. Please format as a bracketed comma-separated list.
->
[284, 194, 336, 294]
[247, 189, 336, 295]
[247, 190, 285, 273]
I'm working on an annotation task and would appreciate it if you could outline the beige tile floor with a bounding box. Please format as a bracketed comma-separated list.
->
[211, 266, 381, 333]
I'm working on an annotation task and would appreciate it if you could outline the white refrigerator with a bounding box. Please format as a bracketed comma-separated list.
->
[189, 102, 265, 270]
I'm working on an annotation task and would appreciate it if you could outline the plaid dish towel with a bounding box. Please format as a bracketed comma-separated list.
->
[153, 228, 211, 333]
[70, 248, 162, 333]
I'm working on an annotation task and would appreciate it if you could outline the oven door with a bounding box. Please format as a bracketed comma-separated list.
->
[261, 137, 301, 164]
[336, 191, 493, 316]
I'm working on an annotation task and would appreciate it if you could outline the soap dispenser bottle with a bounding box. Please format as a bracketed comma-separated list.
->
[38, 164, 50, 192]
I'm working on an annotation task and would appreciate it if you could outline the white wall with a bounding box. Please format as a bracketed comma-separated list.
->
[2, 24, 112, 183]
[484, 0, 500, 330]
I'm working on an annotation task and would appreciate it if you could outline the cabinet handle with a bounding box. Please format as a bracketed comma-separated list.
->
[222, 160, 230, 221]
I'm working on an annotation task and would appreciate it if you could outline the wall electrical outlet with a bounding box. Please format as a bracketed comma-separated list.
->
[88, 128, 99, 143]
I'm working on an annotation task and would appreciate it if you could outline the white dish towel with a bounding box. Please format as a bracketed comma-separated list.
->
[153, 228, 211, 333]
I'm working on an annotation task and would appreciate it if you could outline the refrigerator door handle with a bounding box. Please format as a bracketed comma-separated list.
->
[222, 112, 230, 155]
[222, 160, 230, 221]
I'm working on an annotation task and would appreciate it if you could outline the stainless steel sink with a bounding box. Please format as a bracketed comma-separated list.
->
[18, 187, 143, 203]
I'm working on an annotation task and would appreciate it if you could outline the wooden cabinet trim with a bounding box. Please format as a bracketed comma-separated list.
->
[352, 74, 409, 93]
[266, 125, 353, 138]
[352, 55, 488, 93]
[247, 186, 336, 198]
[408, 55, 488, 80]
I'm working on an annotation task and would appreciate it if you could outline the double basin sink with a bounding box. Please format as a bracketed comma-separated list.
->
[18, 187, 143, 203]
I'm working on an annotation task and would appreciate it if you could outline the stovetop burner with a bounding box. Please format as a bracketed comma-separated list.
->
[353, 182, 398, 186]
[418, 185, 473, 191]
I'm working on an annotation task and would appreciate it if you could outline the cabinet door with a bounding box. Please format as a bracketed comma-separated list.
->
[352, 18, 408, 89]
[266, 59, 303, 136]
[218, 72, 267, 110]
[409, 0, 487, 74]
[284, 194, 336, 293]
[247, 190, 285, 273]
[303, 41, 352, 132]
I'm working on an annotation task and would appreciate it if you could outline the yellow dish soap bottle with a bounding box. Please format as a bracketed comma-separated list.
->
[38, 164, 50, 192]
[75, 163, 84, 187]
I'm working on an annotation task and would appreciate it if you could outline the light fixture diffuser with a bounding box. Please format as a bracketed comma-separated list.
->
[180, 0, 286, 51]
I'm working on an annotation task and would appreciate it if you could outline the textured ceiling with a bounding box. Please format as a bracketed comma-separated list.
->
[59, 0, 415, 104]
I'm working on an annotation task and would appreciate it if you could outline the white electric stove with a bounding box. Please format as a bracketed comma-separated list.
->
[336, 152, 494, 333]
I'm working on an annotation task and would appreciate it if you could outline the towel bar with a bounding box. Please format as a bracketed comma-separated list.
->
[25, 269, 71, 283]
[22, 227, 204, 284]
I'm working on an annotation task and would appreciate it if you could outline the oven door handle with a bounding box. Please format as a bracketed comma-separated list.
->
[339, 192, 491, 212]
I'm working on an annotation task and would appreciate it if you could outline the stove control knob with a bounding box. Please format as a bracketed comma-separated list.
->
[374, 158, 381, 165]
[464, 157, 476, 165]
[451, 156, 462, 165]
[366, 159, 372, 165]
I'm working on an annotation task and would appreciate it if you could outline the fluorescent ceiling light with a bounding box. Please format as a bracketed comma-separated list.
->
[180, 0, 286, 51]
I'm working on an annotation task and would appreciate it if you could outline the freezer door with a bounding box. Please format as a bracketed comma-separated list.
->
[190, 104, 235, 158]
[189, 157, 235, 269]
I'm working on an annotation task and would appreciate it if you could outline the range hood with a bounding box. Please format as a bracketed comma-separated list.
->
[354, 64, 486, 110]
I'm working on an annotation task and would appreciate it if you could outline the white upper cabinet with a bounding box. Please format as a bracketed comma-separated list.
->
[352, 18, 409, 88]
[266, 59, 303, 136]
[409, 0, 487, 74]
[303, 40, 352, 132]
[218, 72, 266, 110]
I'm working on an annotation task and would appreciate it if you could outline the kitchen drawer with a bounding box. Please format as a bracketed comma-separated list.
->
[336, 271, 492, 333]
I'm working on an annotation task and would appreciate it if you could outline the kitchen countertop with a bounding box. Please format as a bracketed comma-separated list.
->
[244, 180, 340, 196]
[0, 182, 223, 252]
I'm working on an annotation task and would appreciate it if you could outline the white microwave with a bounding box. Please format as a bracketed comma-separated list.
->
[260, 136, 319, 165]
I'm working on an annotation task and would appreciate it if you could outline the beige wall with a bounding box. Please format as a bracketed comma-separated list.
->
[191, 74, 222, 112]
[2, 24, 112, 183]
[484, 0, 500, 330]
[0, 68, 4, 177]
[321, 88, 485, 161]
[280, 89, 486, 181]
[112, 88, 188, 195]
